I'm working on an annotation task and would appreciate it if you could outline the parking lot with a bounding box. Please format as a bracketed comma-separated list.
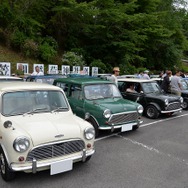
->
[1, 111, 188, 188]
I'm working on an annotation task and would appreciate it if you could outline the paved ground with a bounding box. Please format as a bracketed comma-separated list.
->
[1, 111, 188, 188]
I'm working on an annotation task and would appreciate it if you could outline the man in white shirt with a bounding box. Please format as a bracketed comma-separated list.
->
[142, 70, 150, 80]
[110, 67, 120, 86]
[31, 66, 44, 76]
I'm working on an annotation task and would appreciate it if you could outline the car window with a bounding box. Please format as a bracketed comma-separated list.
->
[55, 82, 69, 95]
[181, 80, 188, 90]
[84, 84, 121, 100]
[70, 84, 82, 99]
[142, 82, 161, 94]
[2, 90, 69, 116]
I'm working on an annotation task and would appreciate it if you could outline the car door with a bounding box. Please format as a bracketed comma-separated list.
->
[68, 84, 85, 118]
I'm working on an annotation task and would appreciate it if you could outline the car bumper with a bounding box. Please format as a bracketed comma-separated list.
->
[10, 149, 95, 173]
[99, 119, 143, 131]
[161, 108, 182, 114]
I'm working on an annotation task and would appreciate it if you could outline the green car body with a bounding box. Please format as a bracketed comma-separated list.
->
[53, 77, 143, 136]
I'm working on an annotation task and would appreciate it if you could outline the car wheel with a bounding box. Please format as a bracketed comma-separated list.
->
[132, 125, 139, 131]
[0, 147, 15, 181]
[84, 156, 92, 163]
[182, 100, 188, 110]
[87, 118, 99, 138]
[145, 105, 159, 119]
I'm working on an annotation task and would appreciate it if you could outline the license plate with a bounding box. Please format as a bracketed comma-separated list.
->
[50, 159, 73, 175]
[121, 124, 133, 132]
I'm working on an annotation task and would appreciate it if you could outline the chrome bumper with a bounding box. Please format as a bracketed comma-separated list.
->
[99, 119, 143, 131]
[10, 149, 95, 173]
[161, 108, 182, 114]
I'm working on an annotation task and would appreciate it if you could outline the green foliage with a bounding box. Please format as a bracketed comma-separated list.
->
[10, 29, 26, 49]
[90, 59, 108, 73]
[21, 39, 39, 58]
[62, 51, 85, 67]
[38, 37, 58, 63]
[1, 0, 188, 72]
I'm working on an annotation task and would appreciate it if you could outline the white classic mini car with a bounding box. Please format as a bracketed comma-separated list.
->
[0, 82, 95, 181]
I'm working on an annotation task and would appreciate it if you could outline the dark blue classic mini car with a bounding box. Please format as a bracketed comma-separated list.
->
[26, 75, 65, 84]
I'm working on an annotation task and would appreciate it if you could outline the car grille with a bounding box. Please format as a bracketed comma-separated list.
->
[26, 140, 85, 161]
[166, 102, 181, 111]
[108, 112, 139, 125]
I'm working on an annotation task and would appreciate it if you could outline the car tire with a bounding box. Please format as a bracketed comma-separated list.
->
[0, 147, 15, 181]
[145, 105, 159, 119]
[84, 156, 92, 162]
[182, 100, 188, 110]
[87, 118, 99, 138]
[132, 125, 139, 131]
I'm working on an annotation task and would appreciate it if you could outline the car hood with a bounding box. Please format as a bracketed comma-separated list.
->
[92, 97, 138, 113]
[7, 113, 83, 146]
[146, 93, 180, 102]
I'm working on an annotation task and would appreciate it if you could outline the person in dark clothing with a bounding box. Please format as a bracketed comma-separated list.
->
[161, 70, 172, 93]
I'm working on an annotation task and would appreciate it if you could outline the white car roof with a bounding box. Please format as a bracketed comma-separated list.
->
[118, 78, 157, 83]
[0, 76, 22, 79]
[0, 82, 61, 92]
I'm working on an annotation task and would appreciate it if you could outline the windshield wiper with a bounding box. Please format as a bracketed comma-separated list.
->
[23, 107, 48, 116]
[51, 106, 68, 113]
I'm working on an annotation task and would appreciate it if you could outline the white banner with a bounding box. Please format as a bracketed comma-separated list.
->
[72, 66, 80, 74]
[83, 66, 90, 75]
[17, 63, 29, 74]
[48, 65, 58, 74]
[0, 62, 11, 76]
[62, 65, 70, 75]
[92, 67, 98, 76]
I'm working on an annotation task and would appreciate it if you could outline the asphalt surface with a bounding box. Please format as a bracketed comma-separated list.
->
[1, 111, 188, 188]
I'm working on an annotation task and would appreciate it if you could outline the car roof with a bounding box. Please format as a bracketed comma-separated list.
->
[0, 76, 23, 80]
[54, 77, 113, 85]
[0, 82, 61, 92]
[118, 78, 157, 83]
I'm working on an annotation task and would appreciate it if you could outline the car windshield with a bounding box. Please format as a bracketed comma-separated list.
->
[142, 82, 161, 94]
[84, 83, 122, 100]
[2, 90, 69, 116]
[181, 79, 188, 90]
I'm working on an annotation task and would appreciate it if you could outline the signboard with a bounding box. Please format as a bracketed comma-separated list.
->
[33, 64, 44, 74]
[0, 62, 11, 76]
[48, 65, 58, 74]
[17, 63, 29, 74]
[72, 66, 80, 74]
[62, 65, 70, 75]
[92, 67, 98, 76]
[83, 66, 90, 75]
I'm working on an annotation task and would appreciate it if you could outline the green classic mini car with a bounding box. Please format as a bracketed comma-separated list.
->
[53, 77, 143, 137]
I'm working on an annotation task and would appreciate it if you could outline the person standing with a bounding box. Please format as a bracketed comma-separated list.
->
[31, 66, 44, 76]
[110, 67, 120, 86]
[142, 70, 150, 80]
[170, 70, 182, 96]
[161, 70, 172, 93]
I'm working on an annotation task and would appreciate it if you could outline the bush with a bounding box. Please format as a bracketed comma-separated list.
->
[62, 51, 85, 67]
[38, 42, 57, 63]
[21, 39, 39, 58]
[10, 30, 26, 49]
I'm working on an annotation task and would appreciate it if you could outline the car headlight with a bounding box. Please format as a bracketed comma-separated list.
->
[103, 109, 111, 118]
[165, 99, 169, 106]
[84, 127, 95, 140]
[137, 105, 144, 114]
[180, 97, 183, 103]
[13, 137, 30, 153]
